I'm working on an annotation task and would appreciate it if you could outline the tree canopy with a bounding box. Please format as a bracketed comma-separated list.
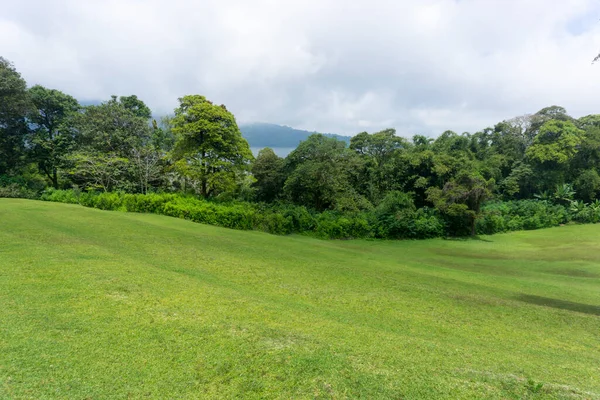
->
[170, 95, 253, 198]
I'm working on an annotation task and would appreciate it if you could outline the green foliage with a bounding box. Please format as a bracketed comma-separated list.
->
[553, 183, 575, 205]
[75, 97, 153, 156]
[170, 95, 253, 198]
[251, 147, 285, 202]
[67, 96, 163, 193]
[117, 95, 152, 119]
[574, 169, 600, 202]
[284, 134, 365, 212]
[350, 129, 410, 203]
[500, 162, 534, 199]
[28, 85, 80, 188]
[314, 211, 372, 239]
[477, 200, 570, 234]
[526, 120, 584, 165]
[39, 190, 446, 239]
[569, 200, 600, 224]
[373, 192, 445, 239]
[0, 57, 30, 175]
[427, 171, 494, 235]
[0, 171, 45, 199]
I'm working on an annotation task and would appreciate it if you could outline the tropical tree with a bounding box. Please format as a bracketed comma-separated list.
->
[70, 96, 157, 192]
[526, 119, 584, 190]
[118, 95, 152, 120]
[251, 147, 285, 202]
[284, 134, 366, 211]
[28, 85, 80, 188]
[0, 57, 30, 175]
[427, 171, 494, 236]
[170, 95, 253, 197]
[350, 128, 410, 203]
[574, 169, 600, 202]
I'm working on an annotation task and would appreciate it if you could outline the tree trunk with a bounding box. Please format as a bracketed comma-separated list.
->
[52, 167, 58, 189]
[201, 177, 207, 198]
[200, 149, 208, 198]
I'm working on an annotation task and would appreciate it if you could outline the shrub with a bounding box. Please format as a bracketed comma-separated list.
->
[0, 175, 43, 199]
[0, 183, 37, 199]
[478, 200, 569, 235]
[258, 212, 294, 235]
[410, 208, 446, 239]
[40, 188, 80, 203]
[315, 212, 373, 239]
[37, 190, 588, 240]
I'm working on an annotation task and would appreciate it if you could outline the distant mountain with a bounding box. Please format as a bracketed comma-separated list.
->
[239, 123, 351, 149]
[79, 99, 102, 107]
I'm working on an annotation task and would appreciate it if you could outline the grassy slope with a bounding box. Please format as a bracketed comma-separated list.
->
[0, 199, 599, 399]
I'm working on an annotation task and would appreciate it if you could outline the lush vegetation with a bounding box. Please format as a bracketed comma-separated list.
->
[3, 56, 600, 238]
[1, 199, 599, 399]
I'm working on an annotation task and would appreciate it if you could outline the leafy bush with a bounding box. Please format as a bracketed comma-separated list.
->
[477, 200, 570, 234]
[570, 200, 600, 224]
[315, 211, 373, 239]
[410, 208, 446, 239]
[0, 183, 37, 199]
[257, 212, 294, 235]
[37, 190, 594, 240]
[371, 192, 445, 239]
[40, 188, 80, 203]
[0, 175, 43, 199]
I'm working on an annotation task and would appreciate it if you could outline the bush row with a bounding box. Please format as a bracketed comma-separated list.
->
[0, 175, 40, 199]
[477, 200, 570, 234]
[35, 189, 598, 239]
[38, 189, 448, 239]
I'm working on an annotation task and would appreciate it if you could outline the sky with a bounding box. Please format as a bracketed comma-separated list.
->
[1, 0, 600, 136]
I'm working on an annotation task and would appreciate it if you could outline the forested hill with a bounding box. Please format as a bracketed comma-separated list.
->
[239, 122, 351, 148]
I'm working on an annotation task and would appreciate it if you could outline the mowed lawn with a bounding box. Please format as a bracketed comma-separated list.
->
[1, 200, 599, 399]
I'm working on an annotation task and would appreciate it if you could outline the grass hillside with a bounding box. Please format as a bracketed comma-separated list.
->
[1, 199, 599, 399]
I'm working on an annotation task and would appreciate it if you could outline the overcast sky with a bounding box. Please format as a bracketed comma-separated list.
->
[1, 0, 600, 136]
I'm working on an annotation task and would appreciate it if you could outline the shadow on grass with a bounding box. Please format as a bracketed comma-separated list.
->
[443, 236, 493, 243]
[549, 269, 600, 278]
[516, 294, 600, 316]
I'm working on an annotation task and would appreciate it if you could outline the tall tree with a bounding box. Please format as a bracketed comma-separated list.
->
[70, 96, 157, 192]
[427, 171, 494, 236]
[170, 95, 253, 198]
[251, 147, 285, 202]
[350, 129, 410, 203]
[526, 106, 572, 141]
[526, 119, 584, 190]
[28, 85, 80, 188]
[284, 134, 366, 211]
[0, 57, 30, 175]
[118, 95, 152, 120]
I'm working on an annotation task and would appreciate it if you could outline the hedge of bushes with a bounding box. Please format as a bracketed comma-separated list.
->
[37, 189, 448, 239]
[476, 200, 571, 234]
[14, 189, 598, 239]
[0, 175, 40, 199]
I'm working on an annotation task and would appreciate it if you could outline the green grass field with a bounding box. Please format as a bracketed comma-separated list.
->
[1, 199, 599, 399]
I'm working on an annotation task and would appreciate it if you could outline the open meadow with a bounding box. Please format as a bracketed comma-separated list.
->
[1, 199, 599, 399]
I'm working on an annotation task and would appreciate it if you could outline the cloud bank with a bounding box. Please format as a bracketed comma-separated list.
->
[1, 0, 600, 135]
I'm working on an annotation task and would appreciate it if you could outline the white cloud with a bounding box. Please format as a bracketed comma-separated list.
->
[1, 0, 600, 136]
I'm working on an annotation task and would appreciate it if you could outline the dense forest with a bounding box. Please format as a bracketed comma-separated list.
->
[2, 56, 600, 238]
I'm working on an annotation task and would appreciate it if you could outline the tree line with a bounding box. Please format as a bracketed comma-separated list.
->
[2, 56, 600, 237]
